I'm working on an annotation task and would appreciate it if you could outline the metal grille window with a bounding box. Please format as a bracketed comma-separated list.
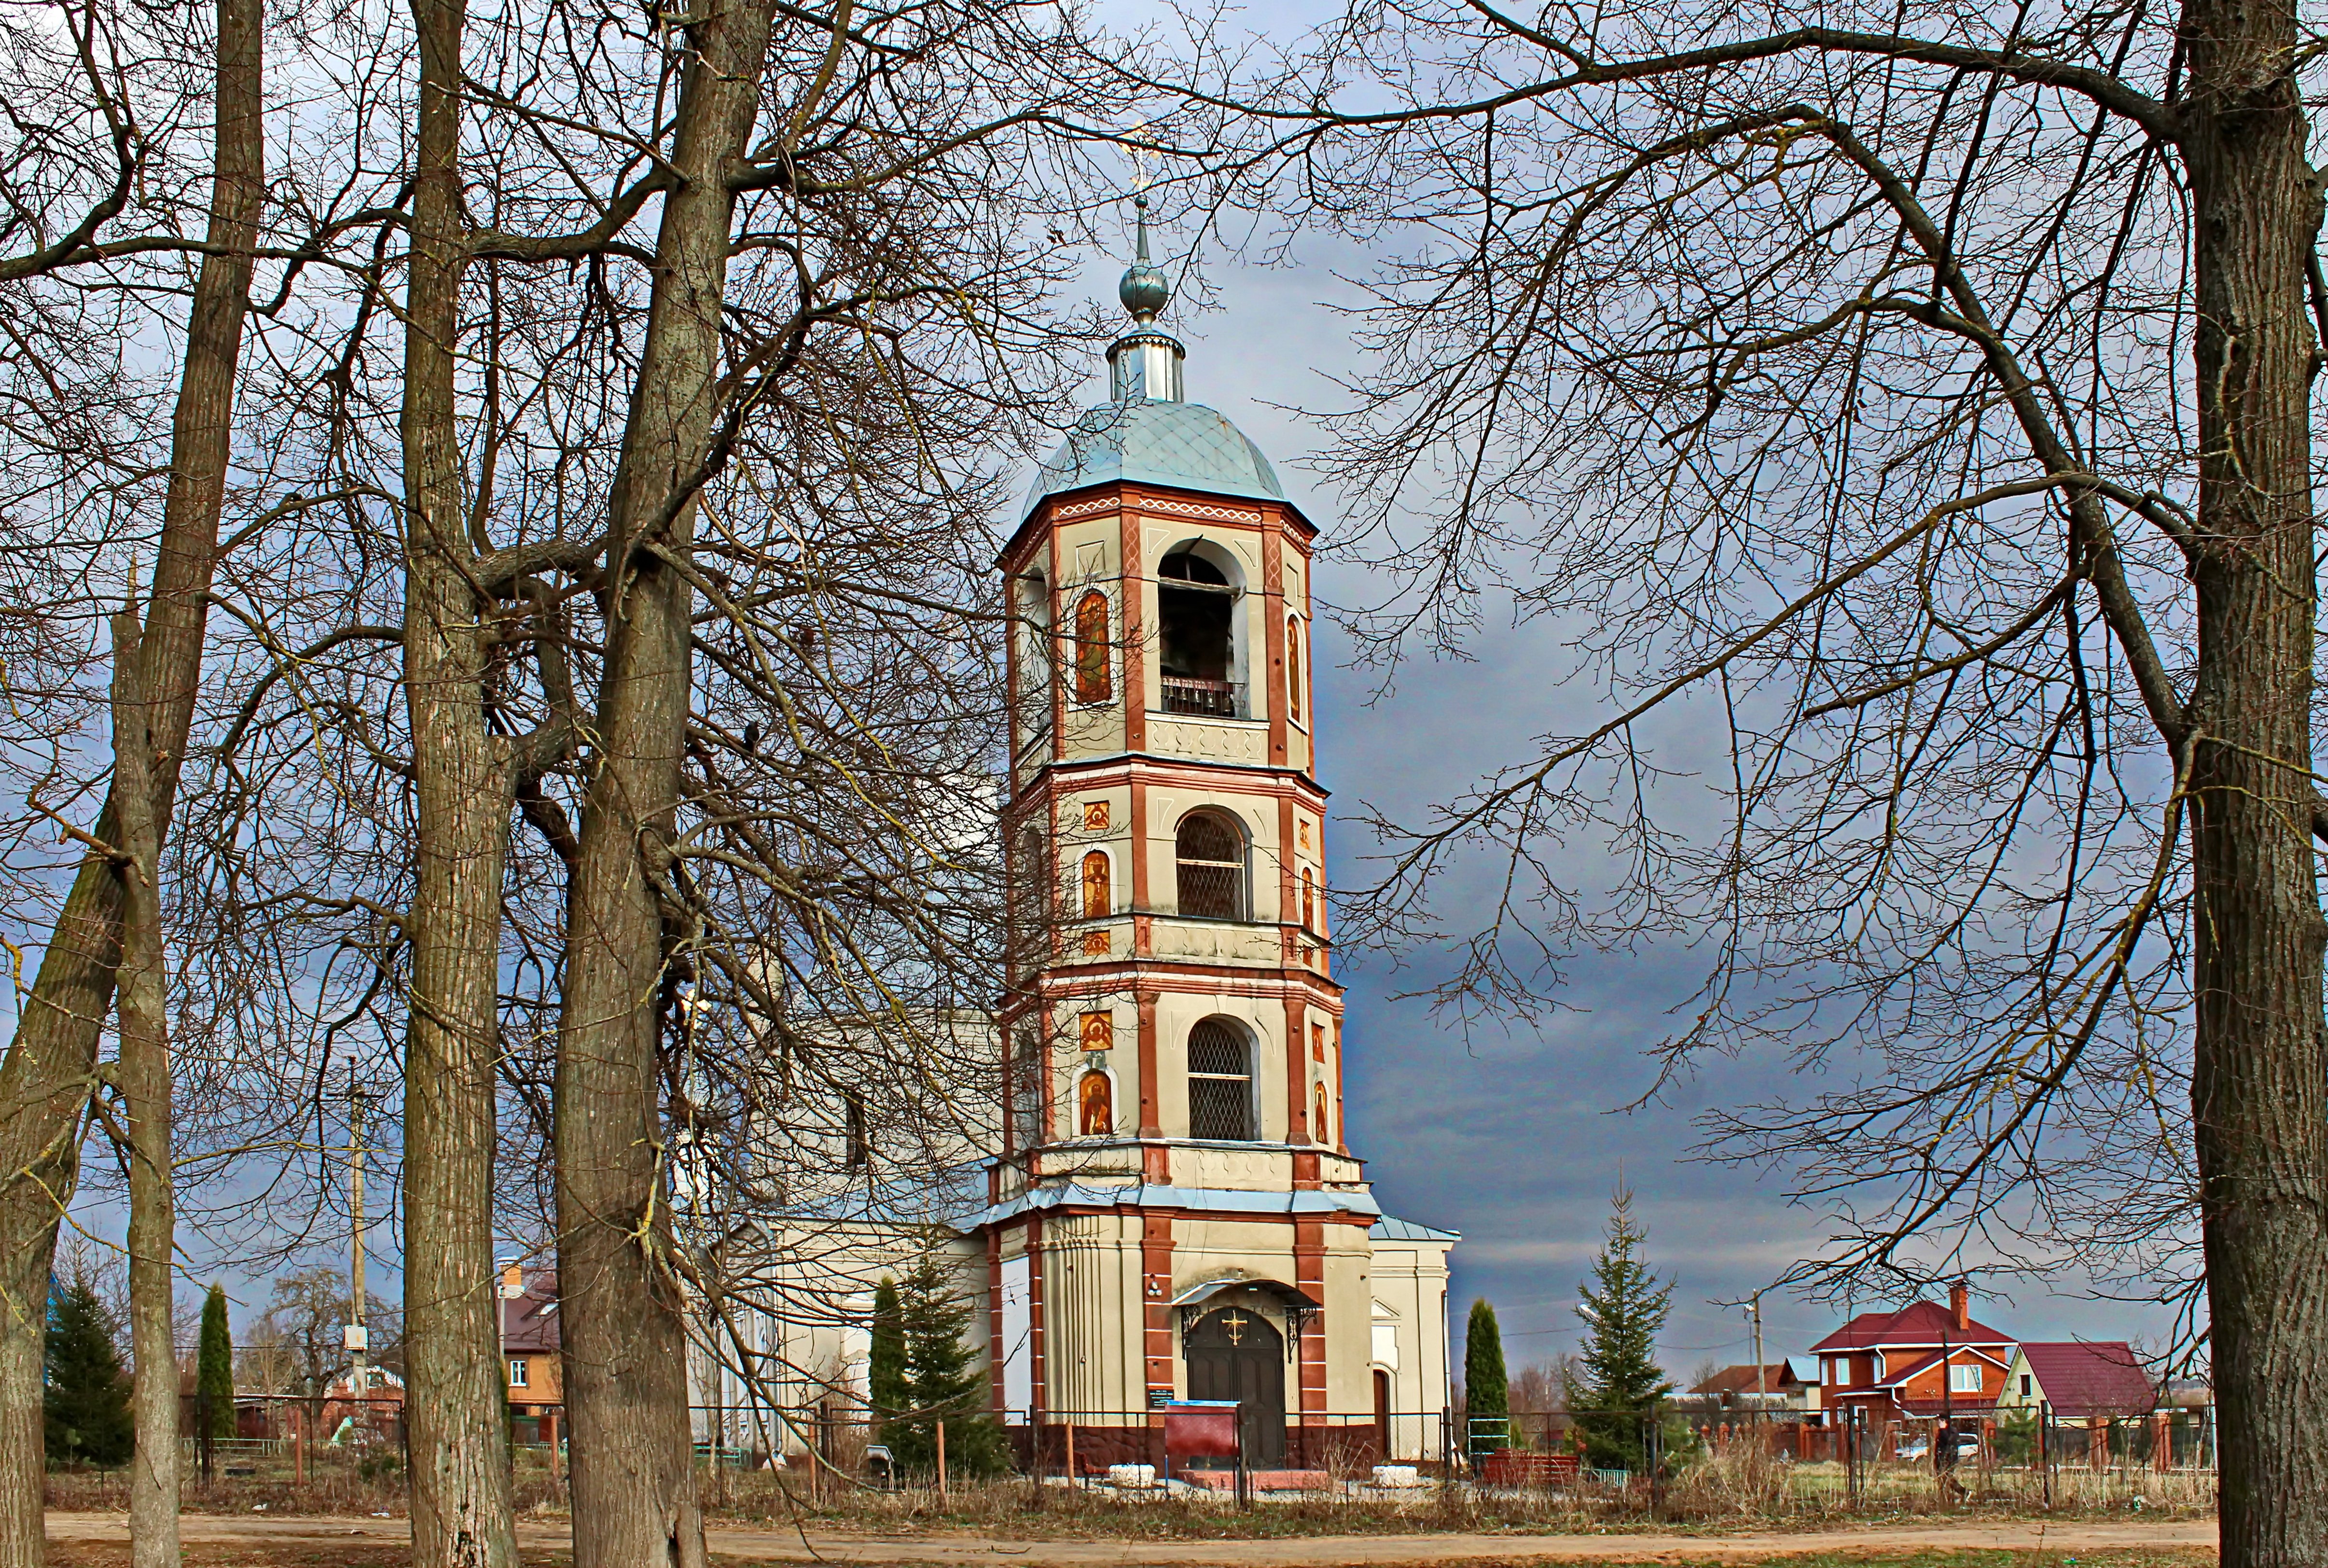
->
[1176, 811, 1246, 920]
[1187, 1018, 1255, 1141]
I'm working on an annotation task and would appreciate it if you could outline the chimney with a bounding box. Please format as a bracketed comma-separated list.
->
[1949, 1281, 1970, 1332]
[500, 1258, 525, 1300]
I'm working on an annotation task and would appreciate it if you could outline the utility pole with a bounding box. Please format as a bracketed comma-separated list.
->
[345, 1083, 370, 1403]
[1750, 1294, 1765, 1398]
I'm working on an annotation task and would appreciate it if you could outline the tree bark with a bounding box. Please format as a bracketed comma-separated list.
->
[112, 613, 179, 1568]
[2180, 0, 2328, 1561]
[556, 7, 772, 1565]
[397, 0, 521, 1562]
[0, 0, 261, 1552]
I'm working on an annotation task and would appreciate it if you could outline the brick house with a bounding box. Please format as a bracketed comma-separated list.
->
[1995, 1339, 2155, 1418]
[1683, 1359, 1824, 1419]
[499, 1262, 561, 1429]
[1811, 1284, 2014, 1439]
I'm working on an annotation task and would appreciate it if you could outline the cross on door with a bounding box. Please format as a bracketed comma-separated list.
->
[1221, 1310, 1248, 1346]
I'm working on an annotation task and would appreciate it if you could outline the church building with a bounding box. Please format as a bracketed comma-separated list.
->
[685, 214, 1456, 1472]
[976, 210, 1456, 1467]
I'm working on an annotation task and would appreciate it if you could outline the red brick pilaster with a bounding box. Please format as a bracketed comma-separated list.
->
[1122, 505, 1146, 753]
[1137, 989, 1162, 1140]
[1294, 1219, 1328, 1420]
[1142, 1213, 1178, 1398]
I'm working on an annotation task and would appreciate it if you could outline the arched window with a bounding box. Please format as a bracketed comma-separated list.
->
[1287, 614, 1303, 724]
[1073, 590, 1111, 703]
[1187, 1018, 1256, 1141]
[1175, 811, 1246, 921]
[1313, 1081, 1331, 1146]
[1081, 851, 1111, 919]
[1301, 868, 1316, 932]
[1016, 572, 1052, 727]
[1009, 1031, 1045, 1151]
[1079, 1070, 1114, 1136]
[1159, 548, 1238, 715]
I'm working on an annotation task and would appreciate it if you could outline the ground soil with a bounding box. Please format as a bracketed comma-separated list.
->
[42, 1512, 2216, 1568]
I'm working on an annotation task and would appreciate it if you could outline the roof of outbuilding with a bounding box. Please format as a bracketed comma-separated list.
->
[1370, 1214, 1460, 1242]
[1691, 1362, 1815, 1396]
[1810, 1299, 2014, 1352]
[2018, 1341, 2156, 1417]
[1024, 399, 1284, 516]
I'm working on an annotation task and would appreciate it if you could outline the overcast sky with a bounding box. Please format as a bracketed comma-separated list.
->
[1124, 230, 2185, 1380]
[31, 0, 2188, 1382]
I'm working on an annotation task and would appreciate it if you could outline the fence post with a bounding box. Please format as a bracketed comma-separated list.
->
[2037, 1400, 2050, 1509]
[936, 1419, 947, 1503]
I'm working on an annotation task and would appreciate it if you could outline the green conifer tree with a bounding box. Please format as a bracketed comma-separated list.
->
[869, 1274, 907, 1451]
[44, 1275, 132, 1467]
[1463, 1298, 1510, 1451]
[197, 1282, 236, 1440]
[886, 1252, 1009, 1479]
[1562, 1185, 1676, 1472]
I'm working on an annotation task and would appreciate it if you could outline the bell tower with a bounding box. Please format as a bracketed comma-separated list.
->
[974, 202, 1450, 1468]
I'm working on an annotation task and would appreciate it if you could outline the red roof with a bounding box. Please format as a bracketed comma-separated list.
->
[1810, 1299, 2013, 1353]
[1874, 1344, 2013, 1389]
[501, 1269, 560, 1356]
[2019, 1341, 2154, 1418]
[1691, 1362, 1810, 1396]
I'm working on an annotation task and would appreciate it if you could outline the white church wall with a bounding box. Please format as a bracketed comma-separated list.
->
[1039, 1211, 1146, 1416]
[1368, 1238, 1455, 1430]
[998, 1251, 1033, 1421]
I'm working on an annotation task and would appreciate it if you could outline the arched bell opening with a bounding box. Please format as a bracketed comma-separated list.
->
[1157, 542, 1245, 717]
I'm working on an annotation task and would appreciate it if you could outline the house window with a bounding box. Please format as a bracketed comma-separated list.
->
[1187, 1018, 1256, 1141]
[1073, 590, 1111, 703]
[1081, 851, 1111, 919]
[1175, 811, 1247, 920]
[509, 1359, 528, 1389]
[2020, 1373, 2032, 1397]
[1950, 1363, 1982, 1393]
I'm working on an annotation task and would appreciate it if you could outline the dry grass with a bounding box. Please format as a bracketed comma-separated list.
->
[42, 1454, 2215, 1540]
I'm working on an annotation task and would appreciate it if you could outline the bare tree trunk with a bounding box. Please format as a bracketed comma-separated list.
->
[556, 6, 772, 1564]
[2182, 0, 2328, 1559]
[112, 613, 179, 1568]
[0, 0, 261, 1551]
[398, 0, 520, 1563]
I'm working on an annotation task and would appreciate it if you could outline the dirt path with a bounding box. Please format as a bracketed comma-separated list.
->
[43, 1512, 2216, 1566]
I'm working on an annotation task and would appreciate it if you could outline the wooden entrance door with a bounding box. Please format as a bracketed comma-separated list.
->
[1374, 1369, 1392, 1461]
[1184, 1305, 1286, 1465]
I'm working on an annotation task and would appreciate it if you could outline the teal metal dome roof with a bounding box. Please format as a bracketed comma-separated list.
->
[1024, 399, 1285, 516]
